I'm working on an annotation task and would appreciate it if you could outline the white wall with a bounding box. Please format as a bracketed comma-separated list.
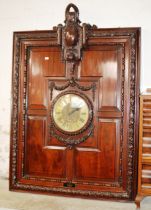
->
[0, 0, 151, 177]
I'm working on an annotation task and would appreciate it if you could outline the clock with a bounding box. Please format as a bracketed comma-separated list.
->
[52, 91, 92, 134]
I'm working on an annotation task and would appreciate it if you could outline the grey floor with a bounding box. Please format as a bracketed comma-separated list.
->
[0, 177, 151, 210]
[0, 209, 17, 210]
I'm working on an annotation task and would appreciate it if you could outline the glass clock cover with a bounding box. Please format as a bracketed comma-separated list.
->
[52, 93, 89, 132]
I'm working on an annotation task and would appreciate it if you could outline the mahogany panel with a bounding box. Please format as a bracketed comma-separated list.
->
[28, 47, 65, 109]
[81, 45, 121, 110]
[74, 119, 120, 181]
[25, 116, 66, 178]
[81, 46, 117, 76]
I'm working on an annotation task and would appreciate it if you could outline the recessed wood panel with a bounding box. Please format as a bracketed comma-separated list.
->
[81, 46, 121, 109]
[75, 119, 120, 181]
[28, 47, 65, 109]
[25, 116, 66, 178]
[101, 59, 118, 107]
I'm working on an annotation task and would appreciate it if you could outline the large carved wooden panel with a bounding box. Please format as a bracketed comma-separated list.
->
[10, 4, 140, 200]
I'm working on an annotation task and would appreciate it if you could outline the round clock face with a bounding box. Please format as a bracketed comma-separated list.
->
[52, 93, 90, 133]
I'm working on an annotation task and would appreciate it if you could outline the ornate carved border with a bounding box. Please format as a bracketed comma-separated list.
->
[14, 182, 129, 199]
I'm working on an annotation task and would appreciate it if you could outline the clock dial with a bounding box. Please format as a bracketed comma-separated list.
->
[52, 93, 90, 133]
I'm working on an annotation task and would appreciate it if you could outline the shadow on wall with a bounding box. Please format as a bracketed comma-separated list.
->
[0, 125, 10, 179]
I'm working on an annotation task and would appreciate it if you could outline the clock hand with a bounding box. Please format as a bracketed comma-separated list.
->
[68, 107, 80, 115]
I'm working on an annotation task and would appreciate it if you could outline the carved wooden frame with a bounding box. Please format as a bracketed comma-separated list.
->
[50, 90, 94, 146]
[10, 3, 140, 201]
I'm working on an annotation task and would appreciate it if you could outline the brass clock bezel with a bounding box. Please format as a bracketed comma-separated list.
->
[51, 90, 93, 135]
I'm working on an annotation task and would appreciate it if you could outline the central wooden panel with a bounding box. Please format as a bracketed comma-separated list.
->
[24, 43, 122, 185]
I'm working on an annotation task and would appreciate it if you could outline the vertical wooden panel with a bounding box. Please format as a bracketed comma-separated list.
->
[81, 46, 119, 109]
[25, 116, 66, 178]
[101, 60, 117, 107]
[74, 119, 120, 181]
[28, 51, 45, 109]
[28, 48, 65, 109]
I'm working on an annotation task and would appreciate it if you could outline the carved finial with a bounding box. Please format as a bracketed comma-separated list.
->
[59, 3, 83, 63]
[56, 4, 97, 76]
[65, 3, 80, 24]
[64, 4, 80, 47]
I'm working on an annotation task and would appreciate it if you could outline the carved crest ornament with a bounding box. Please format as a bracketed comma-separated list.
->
[57, 3, 97, 62]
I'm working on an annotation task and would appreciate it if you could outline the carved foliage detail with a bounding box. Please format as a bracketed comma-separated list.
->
[127, 33, 137, 197]
[50, 124, 94, 148]
[11, 36, 20, 185]
[49, 77, 96, 100]
[14, 182, 129, 199]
